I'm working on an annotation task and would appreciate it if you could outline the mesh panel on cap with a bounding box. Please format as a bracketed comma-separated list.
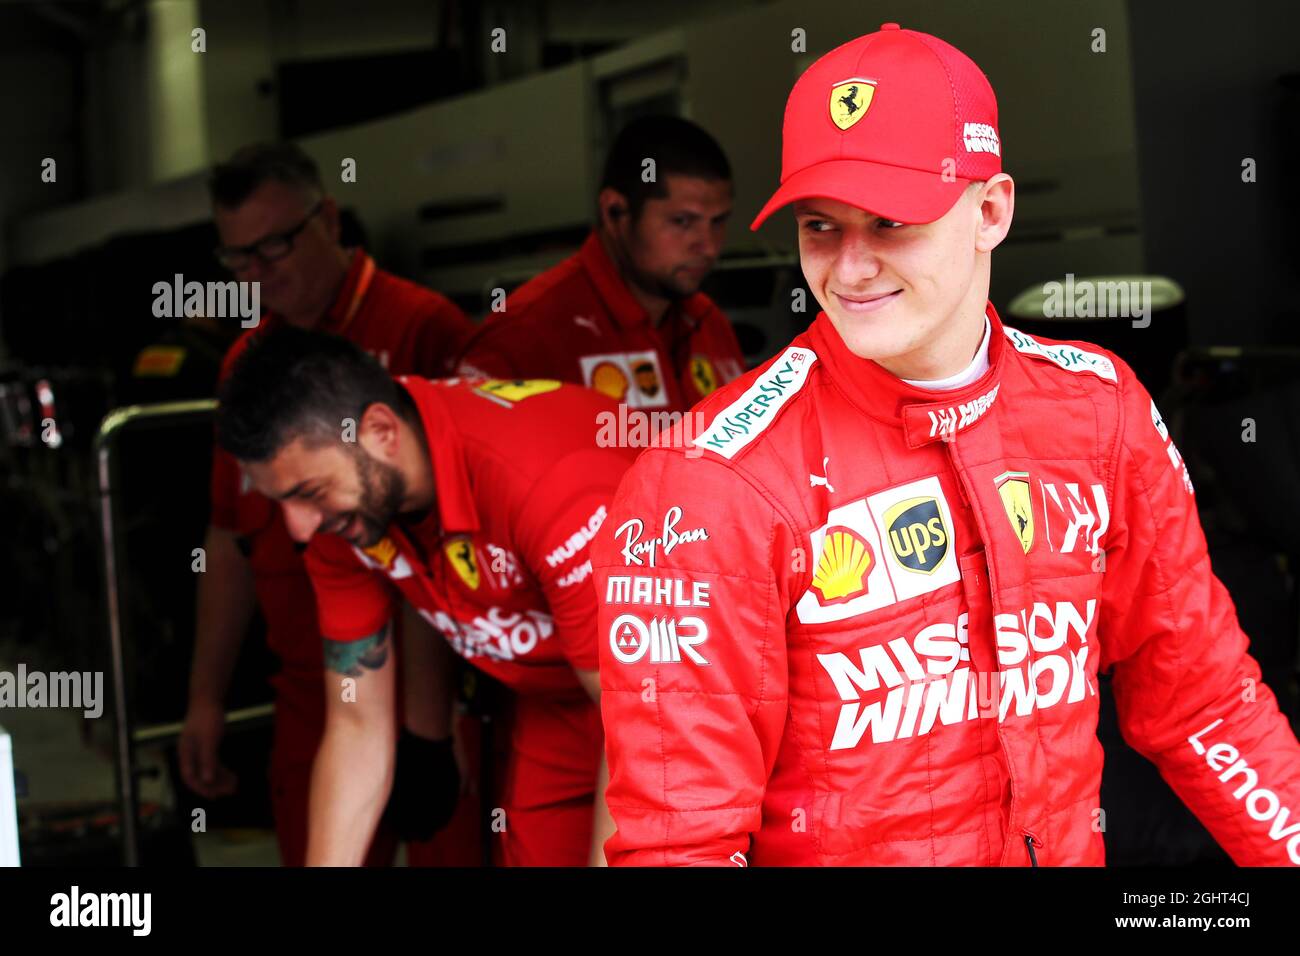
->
[912, 31, 1001, 178]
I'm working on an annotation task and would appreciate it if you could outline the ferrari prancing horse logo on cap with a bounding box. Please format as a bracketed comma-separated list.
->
[829, 77, 877, 130]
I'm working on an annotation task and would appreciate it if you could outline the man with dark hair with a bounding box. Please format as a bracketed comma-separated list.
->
[180, 141, 475, 866]
[208, 141, 323, 209]
[596, 115, 733, 223]
[456, 116, 746, 415]
[215, 326, 637, 866]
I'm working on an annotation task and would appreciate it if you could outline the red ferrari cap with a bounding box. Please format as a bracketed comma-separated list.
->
[750, 23, 1002, 229]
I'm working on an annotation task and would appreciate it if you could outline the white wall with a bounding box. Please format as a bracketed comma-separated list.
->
[144, 0, 211, 182]
[199, 0, 279, 165]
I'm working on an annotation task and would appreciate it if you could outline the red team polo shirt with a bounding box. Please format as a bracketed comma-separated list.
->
[305, 377, 639, 695]
[456, 231, 746, 415]
[210, 250, 471, 682]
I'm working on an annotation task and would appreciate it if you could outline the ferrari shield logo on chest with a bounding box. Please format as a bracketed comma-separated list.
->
[690, 356, 718, 397]
[444, 537, 480, 590]
[473, 379, 561, 406]
[995, 471, 1034, 554]
[829, 78, 876, 130]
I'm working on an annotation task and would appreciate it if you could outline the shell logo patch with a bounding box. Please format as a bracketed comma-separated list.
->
[579, 351, 669, 408]
[995, 470, 1034, 554]
[590, 361, 628, 400]
[795, 476, 961, 624]
[829, 78, 876, 131]
[445, 537, 480, 590]
[811, 526, 874, 605]
[795, 499, 892, 624]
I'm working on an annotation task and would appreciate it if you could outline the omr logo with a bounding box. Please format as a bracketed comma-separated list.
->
[609, 614, 709, 665]
[884, 497, 949, 573]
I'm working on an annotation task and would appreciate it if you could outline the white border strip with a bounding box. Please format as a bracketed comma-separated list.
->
[0, 727, 18, 866]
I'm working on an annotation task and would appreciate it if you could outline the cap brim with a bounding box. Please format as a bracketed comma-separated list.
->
[749, 160, 969, 230]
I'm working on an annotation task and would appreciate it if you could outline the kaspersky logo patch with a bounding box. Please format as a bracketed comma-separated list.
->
[811, 526, 875, 604]
[830, 77, 876, 130]
[1003, 326, 1117, 383]
[995, 470, 1034, 554]
[696, 347, 816, 459]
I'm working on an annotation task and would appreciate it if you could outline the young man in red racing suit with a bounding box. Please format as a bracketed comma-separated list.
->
[590, 23, 1300, 866]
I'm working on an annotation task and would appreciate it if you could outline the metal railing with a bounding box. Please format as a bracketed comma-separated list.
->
[95, 400, 275, 866]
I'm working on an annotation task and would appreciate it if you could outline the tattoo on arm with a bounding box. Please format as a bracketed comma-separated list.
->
[323, 621, 391, 677]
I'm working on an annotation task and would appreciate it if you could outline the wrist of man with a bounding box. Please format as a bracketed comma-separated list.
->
[188, 692, 226, 714]
[400, 728, 452, 752]
[382, 730, 460, 841]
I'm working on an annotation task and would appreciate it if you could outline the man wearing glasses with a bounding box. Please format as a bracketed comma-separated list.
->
[179, 142, 474, 866]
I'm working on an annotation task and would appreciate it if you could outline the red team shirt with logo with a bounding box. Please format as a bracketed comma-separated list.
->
[301, 375, 636, 867]
[208, 249, 472, 865]
[456, 231, 746, 415]
[209, 249, 471, 678]
[304, 376, 639, 695]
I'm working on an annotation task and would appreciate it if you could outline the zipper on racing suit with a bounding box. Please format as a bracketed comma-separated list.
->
[1023, 830, 1042, 867]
